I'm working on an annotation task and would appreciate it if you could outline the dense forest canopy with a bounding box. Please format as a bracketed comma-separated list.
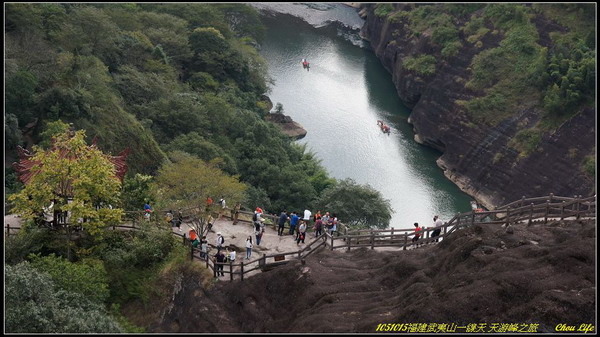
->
[4, 3, 338, 213]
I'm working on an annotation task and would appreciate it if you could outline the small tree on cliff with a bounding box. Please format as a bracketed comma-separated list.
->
[316, 178, 393, 229]
[9, 129, 124, 237]
[273, 102, 284, 114]
[152, 151, 246, 236]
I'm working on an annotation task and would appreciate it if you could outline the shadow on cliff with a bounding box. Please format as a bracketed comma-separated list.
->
[124, 219, 596, 333]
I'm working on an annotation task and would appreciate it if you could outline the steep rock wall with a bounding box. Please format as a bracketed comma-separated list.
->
[360, 4, 595, 209]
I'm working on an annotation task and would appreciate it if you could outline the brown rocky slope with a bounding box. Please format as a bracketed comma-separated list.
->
[124, 219, 595, 333]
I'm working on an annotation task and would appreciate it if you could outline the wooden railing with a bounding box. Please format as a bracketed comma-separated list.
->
[5, 195, 595, 281]
[189, 232, 329, 281]
[320, 194, 596, 252]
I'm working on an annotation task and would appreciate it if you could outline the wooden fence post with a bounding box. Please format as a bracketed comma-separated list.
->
[560, 201, 565, 220]
[575, 195, 581, 220]
[240, 261, 244, 281]
[505, 207, 511, 227]
[544, 200, 550, 223]
[260, 254, 266, 268]
[347, 234, 351, 251]
[330, 234, 334, 251]
[520, 196, 526, 208]
[370, 231, 374, 250]
[391, 227, 394, 243]
[213, 257, 217, 278]
[229, 260, 233, 281]
[403, 234, 407, 251]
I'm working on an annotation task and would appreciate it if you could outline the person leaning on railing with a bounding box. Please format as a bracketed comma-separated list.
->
[430, 215, 443, 242]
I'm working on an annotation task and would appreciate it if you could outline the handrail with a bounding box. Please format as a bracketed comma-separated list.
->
[6, 195, 596, 281]
[319, 195, 595, 253]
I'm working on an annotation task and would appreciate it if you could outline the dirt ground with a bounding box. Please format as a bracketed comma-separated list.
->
[125, 218, 595, 333]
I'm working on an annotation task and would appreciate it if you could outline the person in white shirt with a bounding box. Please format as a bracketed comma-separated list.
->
[229, 248, 236, 262]
[216, 232, 224, 248]
[297, 221, 307, 244]
[431, 215, 443, 242]
[303, 209, 312, 221]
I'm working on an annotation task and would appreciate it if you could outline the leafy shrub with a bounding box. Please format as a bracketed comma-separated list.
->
[432, 25, 459, 46]
[509, 129, 543, 156]
[101, 225, 176, 269]
[389, 10, 409, 23]
[582, 155, 595, 177]
[403, 54, 437, 76]
[29, 253, 110, 303]
[464, 91, 508, 125]
[375, 3, 394, 17]
[442, 41, 462, 57]
[5, 227, 51, 265]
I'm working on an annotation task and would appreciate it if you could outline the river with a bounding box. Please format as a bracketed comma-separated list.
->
[255, 4, 473, 228]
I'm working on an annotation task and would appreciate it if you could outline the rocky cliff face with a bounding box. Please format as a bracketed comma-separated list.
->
[360, 4, 595, 209]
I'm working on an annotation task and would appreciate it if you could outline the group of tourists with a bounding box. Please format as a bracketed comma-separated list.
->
[410, 215, 445, 245]
[276, 209, 339, 244]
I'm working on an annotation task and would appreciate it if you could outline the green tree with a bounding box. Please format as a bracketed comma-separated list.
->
[5, 262, 123, 333]
[5, 69, 38, 128]
[316, 179, 393, 229]
[120, 173, 155, 211]
[4, 113, 23, 151]
[152, 152, 247, 235]
[38, 119, 71, 149]
[8, 129, 124, 237]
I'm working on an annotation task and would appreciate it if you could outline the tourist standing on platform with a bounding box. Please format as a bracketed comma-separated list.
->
[229, 248, 236, 263]
[431, 215, 443, 242]
[303, 209, 312, 226]
[314, 216, 323, 237]
[289, 211, 299, 235]
[200, 236, 208, 260]
[216, 232, 225, 249]
[232, 202, 241, 225]
[412, 222, 422, 244]
[322, 212, 330, 232]
[255, 217, 265, 246]
[218, 196, 226, 219]
[143, 201, 152, 221]
[331, 213, 338, 235]
[297, 221, 307, 244]
[278, 210, 289, 236]
[245, 236, 253, 259]
[314, 210, 321, 222]
[215, 249, 226, 277]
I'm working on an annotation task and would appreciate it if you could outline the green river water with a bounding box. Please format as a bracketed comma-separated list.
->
[258, 6, 473, 228]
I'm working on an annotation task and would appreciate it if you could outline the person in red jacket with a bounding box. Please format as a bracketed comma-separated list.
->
[412, 222, 422, 245]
